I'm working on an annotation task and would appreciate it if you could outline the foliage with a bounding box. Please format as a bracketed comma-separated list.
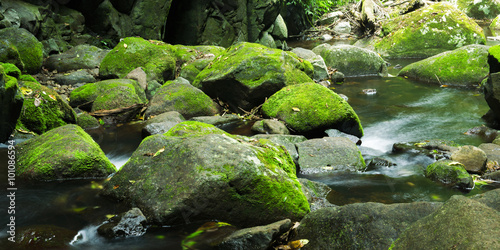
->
[286, 0, 342, 21]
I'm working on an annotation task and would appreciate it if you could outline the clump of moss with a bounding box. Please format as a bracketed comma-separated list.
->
[164, 121, 230, 137]
[425, 160, 474, 191]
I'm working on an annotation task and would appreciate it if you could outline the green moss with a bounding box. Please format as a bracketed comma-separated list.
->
[164, 121, 230, 137]
[262, 83, 363, 137]
[0, 63, 21, 78]
[425, 160, 473, 190]
[76, 112, 100, 129]
[376, 3, 486, 58]
[19, 74, 38, 83]
[99, 37, 176, 83]
[489, 45, 500, 63]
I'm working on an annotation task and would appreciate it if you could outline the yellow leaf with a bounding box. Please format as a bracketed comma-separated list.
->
[289, 239, 309, 248]
[20, 87, 32, 95]
[153, 147, 165, 157]
[292, 107, 300, 112]
[49, 94, 57, 101]
[106, 214, 115, 220]
[129, 180, 136, 184]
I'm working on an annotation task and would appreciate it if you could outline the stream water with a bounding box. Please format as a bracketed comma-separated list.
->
[1, 51, 500, 249]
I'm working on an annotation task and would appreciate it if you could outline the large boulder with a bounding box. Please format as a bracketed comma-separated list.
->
[261, 83, 363, 137]
[0, 0, 43, 35]
[0, 65, 23, 142]
[44, 45, 109, 72]
[375, 3, 486, 58]
[484, 45, 500, 120]
[101, 121, 310, 227]
[296, 137, 366, 174]
[391, 195, 500, 249]
[398, 45, 489, 87]
[450, 145, 487, 173]
[312, 44, 388, 77]
[455, 0, 500, 19]
[99, 37, 176, 83]
[144, 77, 219, 119]
[163, 0, 281, 47]
[424, 159, 474, 191]
[16, 124, 116, 181]
[69, 79, 147, 123]
[294, 201, 441, 249]
[18, 80, 77, 135]
[175, 45, 226, 83]
[85, 0, 172, 41]
[0, 27, 43, 73]
[193, 42, 314, 112]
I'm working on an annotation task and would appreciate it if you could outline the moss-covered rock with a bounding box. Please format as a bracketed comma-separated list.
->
[398, 45, 489, 87]
[17, 124, 116, 181]
[424, 159, 474, 191]
[0, 27, 43, 73]
[18, 80, 77, 135]
[44, 44, 109, 72]
[376, 3, 485, 58]
[99, 37, 176, 83]
[101, 123, 309, 227]
[193, 42, 314, 112]
[294, 201, 441, 249]
[456, 0, 500, 19]
[491, 14, 500, 36]
[174, 44, 226, 82]
[1, 63, 22, 78]
[164, 121, 230, 137]
[76, 111, 100, 130]
[391, 195, 500, 249]
[69, 79, 147, 123]
[145, 77, 219, 119]
[4, 225, 77, 250]
[261, 83, 363, 137]
[312, 44, 388, 77]
[392, 139, 459, 160]
[0, 65, 24, 142]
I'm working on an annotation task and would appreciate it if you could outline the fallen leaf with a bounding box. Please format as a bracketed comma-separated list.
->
[153, 147, 165, 157]
[113, 185, 119, 189]
[292, 107, 300, 112]
[129, 180, 136, 184]
[124, 43, 128, 48]
[48, 94, 57, 101]
[34, 98, 41, 107]
[20, 87, 32, 95]
[106, 214, 115, 220]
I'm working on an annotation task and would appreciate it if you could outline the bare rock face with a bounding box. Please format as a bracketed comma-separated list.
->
[450, 145, 487, 174]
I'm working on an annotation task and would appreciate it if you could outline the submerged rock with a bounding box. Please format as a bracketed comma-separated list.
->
[398, 45, 489, 87]
[392, 139, 459, 160]
[376, 3, 485, 58]
[17, 124, 116, 181]
[193, 42, 314, 112]
[424, 159, 474, 191]
[99, 37, 176, 83]
[299, 178, 335, 211]
[391, 195, 500, 249]
[262, 83, 363, 137]
[145, 77, 219, 119]
[295, 201, 441, 249]
[101, 122, 310, 227]
[312, 43, 388, 77]
[296, 137, 366, 174]
[216, 219, 292, 250]
[6, 225, 77, 250]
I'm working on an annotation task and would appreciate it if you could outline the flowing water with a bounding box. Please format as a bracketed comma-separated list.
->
[1, 56, 500, 248]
